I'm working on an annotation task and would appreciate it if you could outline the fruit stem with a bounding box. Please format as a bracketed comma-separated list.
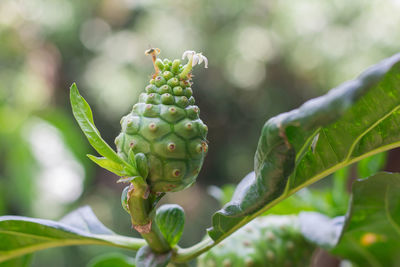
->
[127, 177, 170, 253]
[140, 222, 170, 253]
[172, 237, 214, 263]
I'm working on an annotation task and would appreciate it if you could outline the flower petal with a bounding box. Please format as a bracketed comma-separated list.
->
[201, 55, 208, 68]
[182, 50, 196, 60]
[197, 53, 204, 65]
[192, 54, 200, 67]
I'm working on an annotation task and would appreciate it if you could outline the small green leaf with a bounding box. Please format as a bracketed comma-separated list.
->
[155, 204, 185, 247]
[135, 246, 171, 267]
[87, 253, 135, 267]
[87, 155, 127, 176]
[300, 172, 400, 266]
[208, 53, 400, 241]
[128, 149, 136, 167]
[135, 153, 149, 180]
[0, 206, 146, 263]
[69, 83, 137, 176]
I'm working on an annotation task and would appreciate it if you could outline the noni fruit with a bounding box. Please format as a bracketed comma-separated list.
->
[198, 215, 315, 267]
[115, 49, 208, 193]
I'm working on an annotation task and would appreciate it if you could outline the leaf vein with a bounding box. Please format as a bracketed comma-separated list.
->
[345, 104, 400, 162]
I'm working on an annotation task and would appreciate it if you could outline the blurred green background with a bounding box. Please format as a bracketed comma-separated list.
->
[1, 0, 400, 266]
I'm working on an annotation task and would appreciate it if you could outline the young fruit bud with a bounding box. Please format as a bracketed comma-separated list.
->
[121, 186, 130, 214]
[116, 49, 208, 193]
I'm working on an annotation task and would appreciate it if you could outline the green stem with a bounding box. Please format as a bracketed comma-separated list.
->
[139, 219, 170, 253]
[172, 196, 286, 263]
[127, 178, 150, 226]
[127, 177, 170, 253]
[173, 237, 214, 263]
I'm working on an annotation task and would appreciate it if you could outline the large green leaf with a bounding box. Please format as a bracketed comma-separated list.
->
[69, 83, 136, 176]
[208, 53, 400, 240]
[0, 206, 145, 263]
[300, 172, 400, 267]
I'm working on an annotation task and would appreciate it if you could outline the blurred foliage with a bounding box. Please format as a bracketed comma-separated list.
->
[87, 253, 135, 267]
[1, 0, 399, 266]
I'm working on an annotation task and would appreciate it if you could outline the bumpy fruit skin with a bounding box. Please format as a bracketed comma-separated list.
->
[115, 59, 208, 193]
[197, 215, 315, 267]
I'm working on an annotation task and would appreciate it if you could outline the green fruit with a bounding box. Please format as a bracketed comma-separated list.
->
[115, 54, 208, 193]
[197, 215, 315, 267]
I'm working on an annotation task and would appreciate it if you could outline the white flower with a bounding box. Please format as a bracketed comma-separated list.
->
[182, 50, 196, 60]
[182, 50, 208, 68]
[197, 53, 208, 68]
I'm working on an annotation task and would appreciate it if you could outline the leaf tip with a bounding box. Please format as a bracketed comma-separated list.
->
[70, 82, 78, 91]
[69, 82, 80, 103]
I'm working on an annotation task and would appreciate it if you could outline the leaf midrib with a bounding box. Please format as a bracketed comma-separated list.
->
[290, 103, 400, 193]
[0, 239, 111, 262]
[0, 231, 146, 263]
[0, 230, 63, 241]
[210, 139, 400, 248]
[212, 129, 400, 246]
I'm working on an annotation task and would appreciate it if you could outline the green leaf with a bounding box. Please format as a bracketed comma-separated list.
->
[155, 204, 185, 247]
[87, 155, 128, 176]
[87, 253, 135, 267]
[0, 206, 146, 263]
[208, 53, 400, 241]
[69, 83, 136, 176]
[135, 246, 171, 267]
[357, 152, 387, 178]
[0, 255, 33, 267]
[300, 172, 400, 267]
